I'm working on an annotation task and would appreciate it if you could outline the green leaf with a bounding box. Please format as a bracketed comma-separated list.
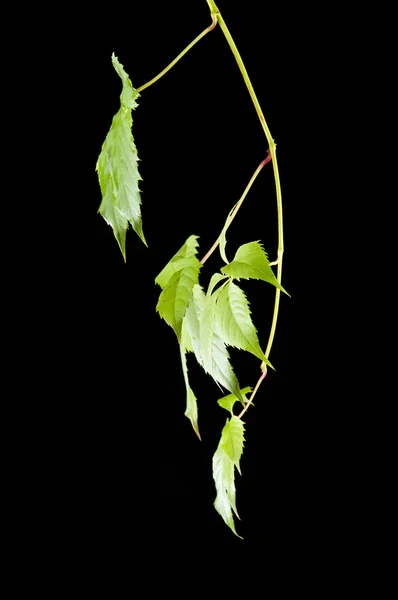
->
[207, 273, 229, 297]
[156, 258, 201, 340]
[220, 416, 245, 474]
[216, 281, 274, 369]
[221, 241, 289, 295]
[219, 202, 238, 264]
[179, 334, 200, 440]
[155, 235, 200, 289]
[96, 53, 146, 260]
[199, 292, 243, 401]
[180, 312, 194, 353]
[218, 386, 252, 413]
[184, 284, 206, 364]
[212, 423, 244, 538]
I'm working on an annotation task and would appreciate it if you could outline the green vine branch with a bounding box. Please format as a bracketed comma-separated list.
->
[96, 0, 287, 538]
[238, 368, 267, 419]
[137, 14, 217, 92]
[200, 153, 272, 266]
[206, 1, 285, 377]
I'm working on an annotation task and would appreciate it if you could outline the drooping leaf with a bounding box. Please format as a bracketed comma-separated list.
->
[96, 53, 146, 260]
[221, 241, 289, 295]
[179, 332, 200, 439]
[216, 281, 274, 369]
[213, 421, 244, 538]
[199, 291, 243, 401]
[180, 312, 194, 353]
[184, 284, 206, 364]
[156, 257, 201, 340]
[219, 202, 238, 264]
[218, 386, 252, 413]
[220, 415, 245, 474]
[155, 235, 200, 289]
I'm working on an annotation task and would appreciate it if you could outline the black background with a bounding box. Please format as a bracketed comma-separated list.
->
[3, 0, 386, 596]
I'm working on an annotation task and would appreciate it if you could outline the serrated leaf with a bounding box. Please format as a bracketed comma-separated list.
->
[220, 416, 245, 474]
[155, 235, 200, 289]
[180, 312, 194, 353]
[221, 241, 289, 295]
[179, 335, 200, 440]
[96, 53, 146, 260]
[218, 386, 252, 413]
[213, 437, 242, 538]
[184, 284, 206, 364]
[156, 257, 201, 340]
[219, 202, 238, 264]
[216, 281, 273, 369]
[199, 292, 243, 402]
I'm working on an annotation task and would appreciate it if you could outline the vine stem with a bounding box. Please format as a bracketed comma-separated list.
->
[200, 154, 271, 265]
[238, 368, 267, 419]
[207, 1, 285, 379]
[137, 15, 217, 92]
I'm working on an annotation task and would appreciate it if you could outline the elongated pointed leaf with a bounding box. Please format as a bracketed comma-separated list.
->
[213, 419, 244, 538]
[216, 281, 273, 368]
[219, 202, 238, 264]
[179, 333, 200, 439]
[218, 387, 252, 413]
[184, 284, 206, 364]
[221, 241, 289, 295]
[220, 416, 245, 474]
[213, 446, 240, 534]
[156, 258, 201, 340]
[199, 291, 243, 401]
[96, 53, 146, 260]
[155, 235, 200, 289]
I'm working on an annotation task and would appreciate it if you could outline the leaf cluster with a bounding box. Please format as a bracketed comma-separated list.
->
[155, 235, 288, 535]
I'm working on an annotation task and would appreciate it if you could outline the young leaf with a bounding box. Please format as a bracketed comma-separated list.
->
[199, 291, 243, 402]
[155, 235, 200, 289]
[216, 281, 274, 368]
[213, 426, 243, 538]
[219, 202, 238, 264]
[96, 53, 146, 260]
[156, 258, 201, 340]
[218, 386, 252, 413]
[221, 241, 289, 295]
[179, 335, 200, 440]
[207, 273, 229, 297]
[220, 416, 245, 474]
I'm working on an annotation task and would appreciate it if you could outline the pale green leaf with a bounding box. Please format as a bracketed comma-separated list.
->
[96, 53, 146, 260]
[156, 258, 201, 340]
[179, 335, 200, 440]
[184, 284, 206, 364]
[180, 312, 194, 353]
[219, 202, 238, 264]
[220, 416, 245, 474]
[221, 241, 289, 295]
[213, 437, 242, 538]
[217, 386, 252, 413]
[155, 235, 200, 289]
[199, 292, 243, 401]
[207, 273, 229, 297]
[216, 281, 274, 369]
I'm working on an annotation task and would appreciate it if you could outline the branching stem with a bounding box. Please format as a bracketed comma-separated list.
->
[207, 3, 285, 394]
[200, 154, 271, 265]
[137, 15, 217, 92]
[238, 368, 267, 419]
